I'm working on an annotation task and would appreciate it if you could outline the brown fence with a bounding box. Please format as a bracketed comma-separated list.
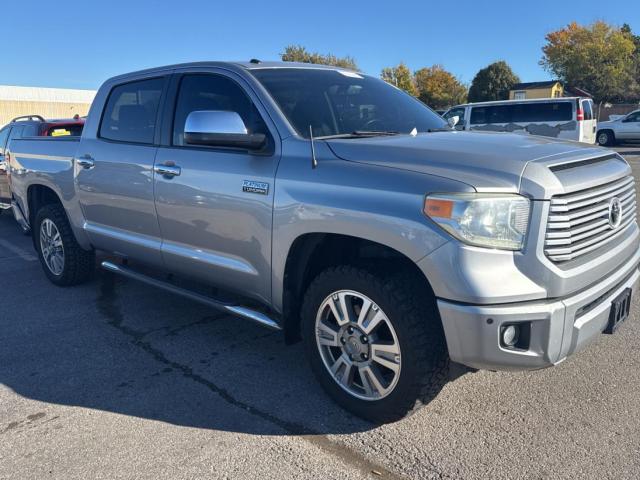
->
[597, 103, 639, 122]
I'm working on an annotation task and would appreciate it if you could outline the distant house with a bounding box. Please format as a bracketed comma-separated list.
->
[509, 81, 564, 100]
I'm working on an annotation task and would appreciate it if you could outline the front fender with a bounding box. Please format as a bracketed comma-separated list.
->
[270, 139, 473, 313]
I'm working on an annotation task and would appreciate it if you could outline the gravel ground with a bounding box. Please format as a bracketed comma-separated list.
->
[0, 147, 638, 480]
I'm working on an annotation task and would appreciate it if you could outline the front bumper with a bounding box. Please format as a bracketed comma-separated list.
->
[438, 248, 640, 371]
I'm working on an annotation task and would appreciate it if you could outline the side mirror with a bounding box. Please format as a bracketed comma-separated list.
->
[447, 115, 460, 128]
[184, 111, 266, 150]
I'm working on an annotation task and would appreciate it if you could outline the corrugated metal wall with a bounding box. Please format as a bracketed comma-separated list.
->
[0, 100, 92, 126]
[0, 85, 96, 126]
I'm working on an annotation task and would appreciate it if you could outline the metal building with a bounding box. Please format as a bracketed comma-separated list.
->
[0, 85, 96, 126]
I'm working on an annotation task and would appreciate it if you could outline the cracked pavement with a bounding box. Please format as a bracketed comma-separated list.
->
[0, 148, 639, 479]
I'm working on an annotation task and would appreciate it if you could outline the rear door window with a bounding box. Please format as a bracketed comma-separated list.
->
[581, 100, 594, 120]
[512, 102, 572, 123]
[100, 78, 164, 144]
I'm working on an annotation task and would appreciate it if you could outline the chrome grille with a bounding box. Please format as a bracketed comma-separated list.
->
[545, 176, 637, 262]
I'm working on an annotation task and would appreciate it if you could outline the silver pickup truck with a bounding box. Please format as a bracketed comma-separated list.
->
[8, 61, 640, 423]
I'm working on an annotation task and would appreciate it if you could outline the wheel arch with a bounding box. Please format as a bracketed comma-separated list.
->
[25, 182, 91, 250]
[280, 232, 439, 343]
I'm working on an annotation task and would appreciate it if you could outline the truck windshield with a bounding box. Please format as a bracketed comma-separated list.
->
[251, 68, 447, 138]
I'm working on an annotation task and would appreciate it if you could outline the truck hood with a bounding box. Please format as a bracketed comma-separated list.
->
[326, 131, 602, 192]
[598, 119, 620, 129]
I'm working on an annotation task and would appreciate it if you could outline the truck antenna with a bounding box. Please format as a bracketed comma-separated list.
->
[309, 125, 318, 169]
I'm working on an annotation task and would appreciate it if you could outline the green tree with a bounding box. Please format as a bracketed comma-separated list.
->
[380, 63, 418, 96]
[468, 61, 520, 102]
[621, 24, 640, 100]
[414, 65, 468, 109]
[540, 21, 636, 102]
[281, 45, 358, 70]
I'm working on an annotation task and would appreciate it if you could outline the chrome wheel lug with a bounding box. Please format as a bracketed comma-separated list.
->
[347, 327, 354, 334]
[340, 337, 346, 344]
[361, 353, 368, 360]
[361, 335, 368, 343]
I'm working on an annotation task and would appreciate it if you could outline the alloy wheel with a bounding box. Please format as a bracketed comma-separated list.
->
[40, 218, 65, 275]
[315, 290, 401, 401]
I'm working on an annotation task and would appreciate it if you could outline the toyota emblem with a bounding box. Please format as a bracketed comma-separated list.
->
[608, 197, 623, 229]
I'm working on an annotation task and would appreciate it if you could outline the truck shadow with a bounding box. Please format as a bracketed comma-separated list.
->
[1, 259, 395, 436]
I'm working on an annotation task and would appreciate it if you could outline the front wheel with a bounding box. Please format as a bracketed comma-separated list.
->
[597, 130, 615, 146]
[34, 204, 95, 286]
[301, 266, 449, 423]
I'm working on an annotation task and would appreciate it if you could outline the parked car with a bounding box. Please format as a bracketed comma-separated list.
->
[597, 109, 640, 146]
[8, 62, 639, 423]
[0, 115, 85, 212]
[443, 97, 597, 144]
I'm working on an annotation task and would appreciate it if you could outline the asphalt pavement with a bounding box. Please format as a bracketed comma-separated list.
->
[0, 147, 639, 480]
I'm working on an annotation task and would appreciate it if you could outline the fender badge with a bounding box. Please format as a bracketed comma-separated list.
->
[242, 180, 269, 195]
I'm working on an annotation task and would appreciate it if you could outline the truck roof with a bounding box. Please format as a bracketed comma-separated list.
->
[453, 97, 588, 109]
[106, 61, 360, 83]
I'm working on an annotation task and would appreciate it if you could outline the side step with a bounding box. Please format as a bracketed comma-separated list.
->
[100, 261, 281, 331]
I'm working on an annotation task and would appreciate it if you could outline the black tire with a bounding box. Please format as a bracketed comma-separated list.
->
[597, 130, 615, 147]
[34, 204, 95, 286]
[301, 265, 449, 423]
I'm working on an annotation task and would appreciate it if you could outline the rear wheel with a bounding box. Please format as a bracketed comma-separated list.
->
[34, 204, 95, 286]
[597, 130, 615, 146]
[301, 265, 449, 423]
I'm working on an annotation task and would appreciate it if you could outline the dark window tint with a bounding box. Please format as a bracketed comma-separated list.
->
[21, 124, 38, 136]
[100, 78, 164, 144]
[471, 102, 573, 125]
[172, 74, 268, 146]
[0, 127, 9, 155]
[625, 112, 640, 122]
[8, 126, 24, 143]
[581, 100, 594, 120]
[252, 68, 445, 138]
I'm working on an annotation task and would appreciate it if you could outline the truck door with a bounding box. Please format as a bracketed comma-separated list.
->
[0, 126, 11, 206]
[75, 76, 168, 266]
[581, 99, 597, 144]
[153, 71, 281, 305]
[618, 111, 640, 140]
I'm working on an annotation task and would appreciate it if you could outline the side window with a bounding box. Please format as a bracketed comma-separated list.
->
[444, 108, 464, 121]
[99, 78, 164, 144]
[172, 74, 268, 147]
[487, 105, 512, 124]
[21, 124, 38, 136]
[625, 112, 640, 123]
[0, 127, 10, 156]
[470, 107, 487, 125]
[582, 100, 593, 120]
[8, 126, 24, 143]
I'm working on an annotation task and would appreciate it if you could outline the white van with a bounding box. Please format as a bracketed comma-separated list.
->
[443, 97, 597, 144]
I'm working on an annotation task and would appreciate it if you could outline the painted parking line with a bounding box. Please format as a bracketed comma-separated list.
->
[0, 239, 38, 262]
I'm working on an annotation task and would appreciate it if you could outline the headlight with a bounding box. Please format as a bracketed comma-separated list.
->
[424, 193, 530, 250]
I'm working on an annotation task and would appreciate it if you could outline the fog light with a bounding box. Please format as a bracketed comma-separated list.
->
[501, 325, 519, 347]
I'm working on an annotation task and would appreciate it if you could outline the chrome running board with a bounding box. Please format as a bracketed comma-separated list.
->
[100, 260, 281, 331]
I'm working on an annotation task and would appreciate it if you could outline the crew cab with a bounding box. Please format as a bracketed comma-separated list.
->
[8, 62, 639, 423]
[0, 115, 85, 212]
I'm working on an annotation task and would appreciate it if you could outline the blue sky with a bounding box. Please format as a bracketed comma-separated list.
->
[2, 0, 638, 90]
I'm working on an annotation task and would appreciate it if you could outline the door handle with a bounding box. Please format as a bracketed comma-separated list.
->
[154, 164, 181, 177]
[77, 154, 95, 169]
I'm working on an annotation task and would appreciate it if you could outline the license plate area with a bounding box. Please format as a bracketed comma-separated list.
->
[604, 288, 632, 334]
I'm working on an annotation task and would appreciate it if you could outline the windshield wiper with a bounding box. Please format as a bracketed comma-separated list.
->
[427, 127, 454, 133]
[316, 130, 399, 140]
